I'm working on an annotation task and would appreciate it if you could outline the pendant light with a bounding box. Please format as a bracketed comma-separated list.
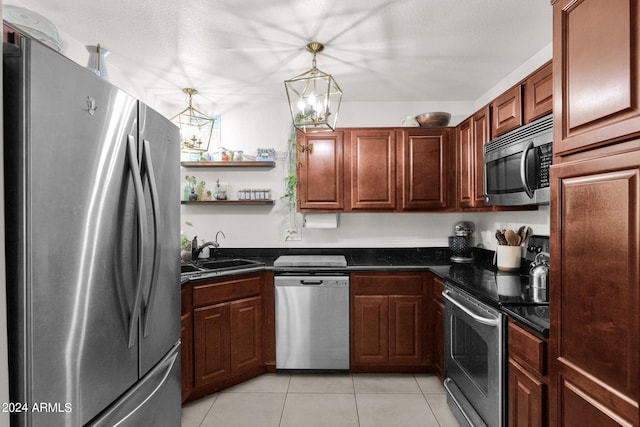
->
[285, 42, 343, 132]
[171, 88, 215, 153]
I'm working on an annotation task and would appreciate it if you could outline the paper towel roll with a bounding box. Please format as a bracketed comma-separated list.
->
[303, 213, 339, 228]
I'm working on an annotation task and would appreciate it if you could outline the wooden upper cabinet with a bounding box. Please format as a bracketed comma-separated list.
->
[553, 0, 640, 154]
[297, 127, 453, 212]
[524, 61, 553, 124]
[550, 149, 640, 426]
[456, 118, 473, 208]
[491, 84, 522, 137]
[457, 106, 491, 210]
[400, 128, 453, 211]
[297, 130, 344, 211]
[472, 107, 490, 206]
[347, 129, 397, 210]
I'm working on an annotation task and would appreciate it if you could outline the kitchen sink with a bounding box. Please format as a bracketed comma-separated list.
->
[199, 258, 262, 270]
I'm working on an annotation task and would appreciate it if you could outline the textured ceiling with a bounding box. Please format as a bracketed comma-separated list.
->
[5, 0, 552, 112]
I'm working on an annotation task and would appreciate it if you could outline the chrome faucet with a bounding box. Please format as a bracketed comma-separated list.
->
[191, 236, 216, 260]
[214, 230, 226, 248]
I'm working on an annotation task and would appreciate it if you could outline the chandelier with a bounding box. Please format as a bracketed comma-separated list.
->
[285, 42, 343, 132]
[171, 88, 215, 152]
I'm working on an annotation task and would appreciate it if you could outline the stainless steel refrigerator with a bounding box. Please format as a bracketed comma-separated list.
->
[3, 36, 181, 426]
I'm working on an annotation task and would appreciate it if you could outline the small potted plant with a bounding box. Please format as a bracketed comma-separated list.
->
[181, 236, 192, 261]
[196, 180, 206, 201]
[185, 175, 197, 201]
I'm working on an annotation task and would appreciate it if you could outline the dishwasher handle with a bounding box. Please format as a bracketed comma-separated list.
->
[300, 280, 324, 285]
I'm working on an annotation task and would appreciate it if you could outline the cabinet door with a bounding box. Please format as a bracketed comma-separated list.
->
[348, 129, 397, 210]
[509, 359, 545, 427]
[181, 312, 194, 402]
[458, 108, 491, 210]
[230, 296, 262, 373]
[352, 295, 389, 365]
[297, 130, 344, 210]
[456, 118, 473, 208]
[524, 61, 553, 124]
[400, 129, 453, 210]
[491, 84, 522, 137]
[432, 301, 444, 381]
[432, 276, 444, 381]
[388, 295, 423, 365]
[194, 303, 230, 388]
[553, 0, 640, 154]
[472, 106, 491, 206]
[550, 149, 640, 426]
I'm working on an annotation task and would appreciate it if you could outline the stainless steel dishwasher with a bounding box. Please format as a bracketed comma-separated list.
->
[274, 267, 349, 370]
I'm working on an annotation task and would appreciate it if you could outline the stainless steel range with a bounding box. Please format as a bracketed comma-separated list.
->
[442, 236, 550, 427]
[273, 255, 350, 370]
[444, 284, 505, 427]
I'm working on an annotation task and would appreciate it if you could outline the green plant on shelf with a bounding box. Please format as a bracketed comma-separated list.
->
[196, 180, 206, 200]
[282, 124, 297, 211]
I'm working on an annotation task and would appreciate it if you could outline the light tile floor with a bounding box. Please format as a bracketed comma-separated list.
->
[182, 373, 461, 427]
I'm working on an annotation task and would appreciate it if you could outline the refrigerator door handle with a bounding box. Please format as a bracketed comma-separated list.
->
[127, 134, 148, 348]
[141, 139, 161, 337]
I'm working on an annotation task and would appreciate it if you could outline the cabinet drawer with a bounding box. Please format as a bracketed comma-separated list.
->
[193, 274, 262, 307]
[351, 272, 424, 295]
[508, 319, 546, 376]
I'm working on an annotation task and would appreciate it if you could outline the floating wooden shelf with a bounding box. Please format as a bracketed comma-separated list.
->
[181, 200, 275, 206]
[180, 161, 275, 168]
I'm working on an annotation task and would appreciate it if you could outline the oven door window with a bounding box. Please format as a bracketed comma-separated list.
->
[485, 150, 536, 194]
[451, 315, 490, 395]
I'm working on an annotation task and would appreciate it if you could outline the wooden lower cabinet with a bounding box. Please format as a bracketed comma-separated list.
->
[350, 272, 431, 372]
[509, 359, 545, 427]
[183, 273, 268, 403]
[431, 276, 444, 381]
[549, 149, 640, 426]
[194, 303, 230, 387]
[230, 296, 262, 373]
[508, 319, 547, 427]
[181, 312, 194, 403]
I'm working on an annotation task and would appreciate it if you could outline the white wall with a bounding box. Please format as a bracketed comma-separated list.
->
[4, 1, 551, 251]
[178, 101, 550, 250]
[177, 44, 553, 251]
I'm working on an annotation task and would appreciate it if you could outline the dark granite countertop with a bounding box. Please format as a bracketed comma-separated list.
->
[181, 246, 548, 338]
[502, 305, 550, 339]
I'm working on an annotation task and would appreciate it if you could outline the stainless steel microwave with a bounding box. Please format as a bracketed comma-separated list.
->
[484, 113, 553, 206]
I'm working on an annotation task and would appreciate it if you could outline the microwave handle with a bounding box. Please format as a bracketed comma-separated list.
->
[520, 140, 534, 199]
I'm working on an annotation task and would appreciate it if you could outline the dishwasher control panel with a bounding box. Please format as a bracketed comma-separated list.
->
[274, 275, 350, 287]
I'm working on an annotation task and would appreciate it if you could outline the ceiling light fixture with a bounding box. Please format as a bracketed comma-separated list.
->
[171, 88, 215, 153]
[285, 42, 343, 132]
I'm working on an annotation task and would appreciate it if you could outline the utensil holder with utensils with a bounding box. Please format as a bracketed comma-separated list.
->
[495, 226, 531, 271]
[497, 245, 522, 271]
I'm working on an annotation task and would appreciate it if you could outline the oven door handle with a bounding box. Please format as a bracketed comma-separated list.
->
[443, 290, 500, 327]
[520, 140, 534, 199]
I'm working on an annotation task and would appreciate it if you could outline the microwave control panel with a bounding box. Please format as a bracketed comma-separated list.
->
[537, 144, 553, 188]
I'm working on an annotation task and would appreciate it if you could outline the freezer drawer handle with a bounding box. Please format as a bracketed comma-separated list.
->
[141, 139, 161, 338]
[126, 134, 147, 348]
